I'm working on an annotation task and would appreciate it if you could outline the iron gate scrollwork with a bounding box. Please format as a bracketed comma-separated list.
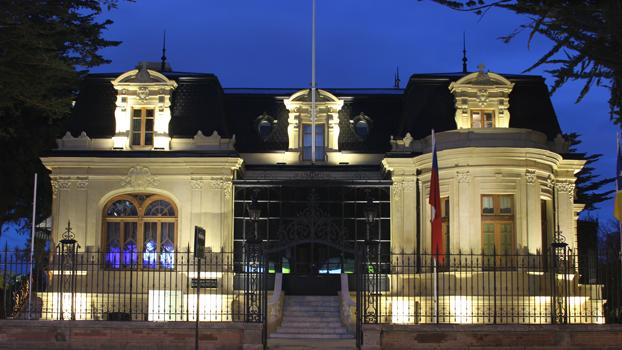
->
[244, 237, 264, 323]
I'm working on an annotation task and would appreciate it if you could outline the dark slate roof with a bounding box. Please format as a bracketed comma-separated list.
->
[63, 70, 562, 155]
[63, 72, 229, 139]
[225, 88, 403, 153]
[398, 72, 562, 139]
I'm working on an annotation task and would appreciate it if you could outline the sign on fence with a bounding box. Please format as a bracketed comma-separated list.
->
[194, 226, 205, 259]
[191, 278, 218, 289]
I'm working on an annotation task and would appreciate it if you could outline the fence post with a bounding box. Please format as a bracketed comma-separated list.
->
[493, 247, 497, 324]
[433, 258, 438, 324]
[2, 245, 7, 319]
[58, 221, 79, 320]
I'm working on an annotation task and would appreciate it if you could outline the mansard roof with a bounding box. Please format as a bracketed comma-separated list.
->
[63, 69, 562, 154]
[398, 72, 562, 140]
[64, 72, 229, 139]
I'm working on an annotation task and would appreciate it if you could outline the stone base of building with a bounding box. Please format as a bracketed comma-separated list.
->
[362, 324, 622, 350]
[0, 320, 262, 350]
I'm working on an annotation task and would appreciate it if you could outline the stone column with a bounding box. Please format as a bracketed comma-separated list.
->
[455, 170, 473, 252]
[524, 170, 542, 253]
[287, 112, 299, 150]
[555, 180, 577, 253]
[204, 176, 234, 253]
[327, 111, 340, 150]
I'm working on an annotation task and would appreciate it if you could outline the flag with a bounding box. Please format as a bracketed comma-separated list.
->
[429, 130, 444, 264]
[614, 131, 622, 221]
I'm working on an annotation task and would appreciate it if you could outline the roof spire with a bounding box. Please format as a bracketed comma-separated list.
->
[394, 66, 401, 88]
[160, 30, 167, 72]
[462, 32, 468, 74]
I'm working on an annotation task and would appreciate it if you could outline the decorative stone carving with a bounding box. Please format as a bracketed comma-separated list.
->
[75, 177, 89, 190]
[403, 181, 417, 192]
[546, 176, 556, 189]
[190, 177, 204, 190]
[57, 178, 72, 191]
[51, 178, 59, 198]
[456, 170, 472, 184]
[391, 181, 403, 202]
[556, 181, 576, 200]
[57, 131, 92, 150]
[525, 169, 537, 185]
[137, 86, 149, 100]
[121, 165, 158, 188]
[192, 130, 236, 150]
[389, 133, 413, 152]
[204, 177, 233, 200]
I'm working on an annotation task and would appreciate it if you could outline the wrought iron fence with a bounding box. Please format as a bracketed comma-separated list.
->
[360, 248, 622, 325]
[1, 246, 621, 326]
[0, 246, 264, 322]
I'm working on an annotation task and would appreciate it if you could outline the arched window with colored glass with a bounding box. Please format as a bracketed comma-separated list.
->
[102, 195, 177, 269]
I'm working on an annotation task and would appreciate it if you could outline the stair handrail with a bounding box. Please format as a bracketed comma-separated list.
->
[267, 272, 284, 334]
[339, 273, 356, 333]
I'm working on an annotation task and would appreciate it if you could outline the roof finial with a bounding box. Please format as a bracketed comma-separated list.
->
[462, 32, 468, 74]
[160, 30, 167, 72]
[394, 66, 401, 89]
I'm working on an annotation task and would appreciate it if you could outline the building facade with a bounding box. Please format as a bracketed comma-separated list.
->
[38, 63, 602, 325]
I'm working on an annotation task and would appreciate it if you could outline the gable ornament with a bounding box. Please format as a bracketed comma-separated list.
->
[121, 165, 158, 188]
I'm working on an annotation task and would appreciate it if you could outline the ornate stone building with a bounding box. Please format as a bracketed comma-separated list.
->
[39, 62, 601, 326]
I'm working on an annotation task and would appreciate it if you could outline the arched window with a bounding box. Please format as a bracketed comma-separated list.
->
[103, 194, 177, 269]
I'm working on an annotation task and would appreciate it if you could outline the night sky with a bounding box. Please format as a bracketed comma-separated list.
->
[1, 0, 616, 247]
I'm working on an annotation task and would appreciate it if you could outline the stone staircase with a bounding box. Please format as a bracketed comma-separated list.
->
[270, 295, 353, 340]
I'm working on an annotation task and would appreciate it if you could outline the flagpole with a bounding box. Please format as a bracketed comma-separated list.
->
[618, 131, 622, 276]
[311, 0, 317, 164]
[28, 173, 38, 320]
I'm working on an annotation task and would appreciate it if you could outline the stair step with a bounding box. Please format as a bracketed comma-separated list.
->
[278, 322, 345, 328]
[276, 328, 348, 335]
[285, 306, 339, 312]
[270, 333, 353, 339]
[280, 318, 342, 322]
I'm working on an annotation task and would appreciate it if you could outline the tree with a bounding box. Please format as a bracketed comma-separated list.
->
[0, 0, 123, 235]
[434, 0, 622, 125]
[566, 132, 615, 211]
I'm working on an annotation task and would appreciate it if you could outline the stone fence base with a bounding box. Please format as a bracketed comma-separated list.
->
[363, 324, 622, 350]
[0, 320, 262, 350]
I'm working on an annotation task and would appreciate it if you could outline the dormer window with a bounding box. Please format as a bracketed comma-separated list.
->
[449, 65, 514, 130]
[351, 113, 372, 139]
[283, 89, 344, 163]
[111, 63, 177, 150]
[302, 124, 325, 161]
[256, 113, 275, 140]
[471, 110, 494, 129]
[131, 108, 155, 147]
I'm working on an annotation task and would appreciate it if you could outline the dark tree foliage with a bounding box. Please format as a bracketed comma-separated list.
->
[0, 0, 123, 235]
[434, 0, 622, 125]
[566, 132, 615, 211]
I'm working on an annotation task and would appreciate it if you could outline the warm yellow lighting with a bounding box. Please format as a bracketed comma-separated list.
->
[51, 270, 88, 276]
[46, 292, 90, 320]
[185, 294, 234, 322]
[556, 273, 575, 280]
[449, 296, 473, 324]
[148, 290, 183, 321]
[112, 136, 128, 149]
[391, 297, 417, 324]
[185, 271, 224, 279]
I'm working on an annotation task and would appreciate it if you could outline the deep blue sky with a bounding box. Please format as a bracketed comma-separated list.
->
[1, 0, 616, 247]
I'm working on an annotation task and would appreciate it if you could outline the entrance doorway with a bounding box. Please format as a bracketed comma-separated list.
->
[275, 242, 354, 295]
